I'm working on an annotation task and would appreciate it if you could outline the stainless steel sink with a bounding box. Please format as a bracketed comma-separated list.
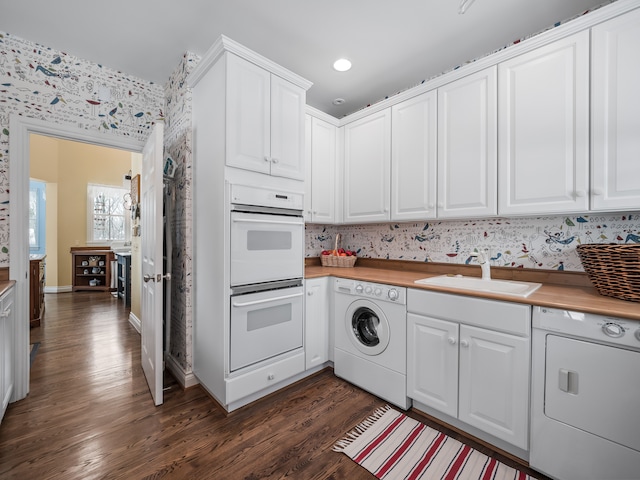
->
[414, 275, 542, 298]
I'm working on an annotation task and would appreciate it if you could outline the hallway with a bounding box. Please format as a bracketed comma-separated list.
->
[0, 292, 384, 479]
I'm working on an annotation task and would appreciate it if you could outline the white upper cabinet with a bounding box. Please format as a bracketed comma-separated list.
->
[591, 8, 640, 211]
[391, 91, 438, 221]
[227, 53, 305, 180]
[305, 115, 337, 223]
[343, 109, 391, 223]
[437, 67, 497, 218]
[498, 31, 590, 215]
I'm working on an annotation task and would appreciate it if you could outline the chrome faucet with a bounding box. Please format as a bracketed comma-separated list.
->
[470, 249, 491, 280]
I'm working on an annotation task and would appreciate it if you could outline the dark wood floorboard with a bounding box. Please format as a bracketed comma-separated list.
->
[0, 292, 549, 479]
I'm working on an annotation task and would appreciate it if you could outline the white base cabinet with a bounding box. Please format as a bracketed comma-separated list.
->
[304, 277, 330, 369]
[0, 286, 15, 423]
[407, 289, 530, 450]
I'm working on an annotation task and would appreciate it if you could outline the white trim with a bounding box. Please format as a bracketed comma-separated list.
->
[43, 286, 72, 294]
[305, 105, 341, 126]
[165, 354, 199, 389]
[187, 34, 313, 90]
[9, 114, 144, 403]
[128, 311, 141, 333]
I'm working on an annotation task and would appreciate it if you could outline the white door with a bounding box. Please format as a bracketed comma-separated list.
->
[270, 74, 305, 180]
[304, 278, 329, 370]
[226, 53, 271, 175]
[591, 8, 640, 211]
[309, 117, 337, 223]
[407, 313, 458, 417]
[141, 122, 165, 406]
[458, 324, 530, 450]
[343, 109, 391, 223]
[498, 31, 589, 215]
[392, 90, 438, 221]
[437, 67, 497, 218]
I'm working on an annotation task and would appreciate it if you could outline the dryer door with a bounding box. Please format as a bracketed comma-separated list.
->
[345, 300, 390, 356]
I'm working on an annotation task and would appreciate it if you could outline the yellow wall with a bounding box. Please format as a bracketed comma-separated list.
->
[130, 153, 142, 320]
[30, 135, 133, 288]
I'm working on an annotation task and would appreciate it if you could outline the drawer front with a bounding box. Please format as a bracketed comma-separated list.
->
[226, 350, 305, 404]
[408, 288, 530, 337]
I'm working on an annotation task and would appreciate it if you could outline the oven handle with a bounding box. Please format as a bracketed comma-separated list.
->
[232, 217, 303, 226]
[232, 292, 303, 308]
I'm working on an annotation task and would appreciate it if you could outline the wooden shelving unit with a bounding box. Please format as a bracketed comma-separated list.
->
[29, 254, 46, 327]
[70, 247, 115, 292]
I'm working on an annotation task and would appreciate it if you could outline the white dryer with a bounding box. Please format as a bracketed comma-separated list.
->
[333, 278, 411, 410]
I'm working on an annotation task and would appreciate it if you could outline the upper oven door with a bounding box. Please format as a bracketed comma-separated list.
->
[230, 211, 304, 286]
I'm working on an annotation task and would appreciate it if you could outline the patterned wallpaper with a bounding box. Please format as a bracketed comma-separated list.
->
[164, 52, 198, 373]
[306, 213, 640, 272]
[0, 30, 165, 265]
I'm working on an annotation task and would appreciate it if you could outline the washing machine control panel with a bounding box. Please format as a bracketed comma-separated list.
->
[336, 279, 406, 304]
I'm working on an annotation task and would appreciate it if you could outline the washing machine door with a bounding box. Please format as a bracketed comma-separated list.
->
[345, 300, 390, 356]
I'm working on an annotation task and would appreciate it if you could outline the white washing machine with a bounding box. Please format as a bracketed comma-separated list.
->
[333, 278, 411, 410]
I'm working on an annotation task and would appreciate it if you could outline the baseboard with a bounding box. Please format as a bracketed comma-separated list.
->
[44, 285, 72, 294]
[128, 312, 141, 333]
[165, 354, 199, 389]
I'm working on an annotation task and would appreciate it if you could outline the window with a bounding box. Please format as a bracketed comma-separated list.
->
[29, 180, 46, 254]
[87, 184, 129, 243]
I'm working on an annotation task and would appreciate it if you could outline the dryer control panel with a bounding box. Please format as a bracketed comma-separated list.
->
[334, 278, 406, 305]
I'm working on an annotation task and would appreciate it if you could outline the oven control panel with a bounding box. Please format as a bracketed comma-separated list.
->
[334, 278, 406, 305]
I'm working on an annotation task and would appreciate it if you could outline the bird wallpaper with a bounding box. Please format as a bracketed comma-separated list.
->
[306, 213, 640, 272]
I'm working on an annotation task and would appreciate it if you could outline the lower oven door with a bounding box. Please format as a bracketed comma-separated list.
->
[230, 285, 304, 372]
[230, 211, 304, 287]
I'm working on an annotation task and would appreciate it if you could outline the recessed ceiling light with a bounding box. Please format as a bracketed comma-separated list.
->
[333, 58, 352, 72]
[333, 98, 346, 105]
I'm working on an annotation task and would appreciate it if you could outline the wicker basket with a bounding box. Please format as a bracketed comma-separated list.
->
[577, 244, 640, 302]
[320, 234, 357, 268]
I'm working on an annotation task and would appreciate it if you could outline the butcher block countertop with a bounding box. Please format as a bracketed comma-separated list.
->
[305, 258, 640, 321]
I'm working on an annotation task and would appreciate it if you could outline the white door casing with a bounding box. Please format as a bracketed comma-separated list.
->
[141, 122, 165, 406]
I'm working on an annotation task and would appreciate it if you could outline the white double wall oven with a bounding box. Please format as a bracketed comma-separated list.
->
[228, 184, 305, 373]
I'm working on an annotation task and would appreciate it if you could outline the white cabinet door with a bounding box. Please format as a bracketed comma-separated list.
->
[458, 324, 530, 450]
[226, 54, 305, 180]
[407, 313, 458, 418]
[304, 278, 329, 370]
[498, 31, 590, 215]
[343, 109, 391, 223]
[226, 53, 271, 175]
[391, 91, 438, 220]
[308, 117, 337, 223]
[270, 75, 305, 180]
[438, 67, 497, 218]
[591, 8, 640, 211]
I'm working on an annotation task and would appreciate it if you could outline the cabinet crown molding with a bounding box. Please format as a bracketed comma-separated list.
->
[187, 34, 313, 91]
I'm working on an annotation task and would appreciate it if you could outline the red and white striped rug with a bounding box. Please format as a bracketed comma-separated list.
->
[333, 405, 531, 480]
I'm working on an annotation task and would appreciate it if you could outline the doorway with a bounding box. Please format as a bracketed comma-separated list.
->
[28, 133, 141, 365]
[10, 115, 145, 402]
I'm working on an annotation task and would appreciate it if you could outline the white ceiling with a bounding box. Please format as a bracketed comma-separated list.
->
[0, 0, 611, 118]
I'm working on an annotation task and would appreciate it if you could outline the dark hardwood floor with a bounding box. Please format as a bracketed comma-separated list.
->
[0, 292, 549, 479]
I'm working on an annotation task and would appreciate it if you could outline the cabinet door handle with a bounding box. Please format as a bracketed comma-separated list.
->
[575, 190, 586, 198]
[271, 157, 279, 164]
[460, 339, 469, 348]
[264, 156, 271, 162]
[0, 309, 10, 318]
[447, 336, 456, 345]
